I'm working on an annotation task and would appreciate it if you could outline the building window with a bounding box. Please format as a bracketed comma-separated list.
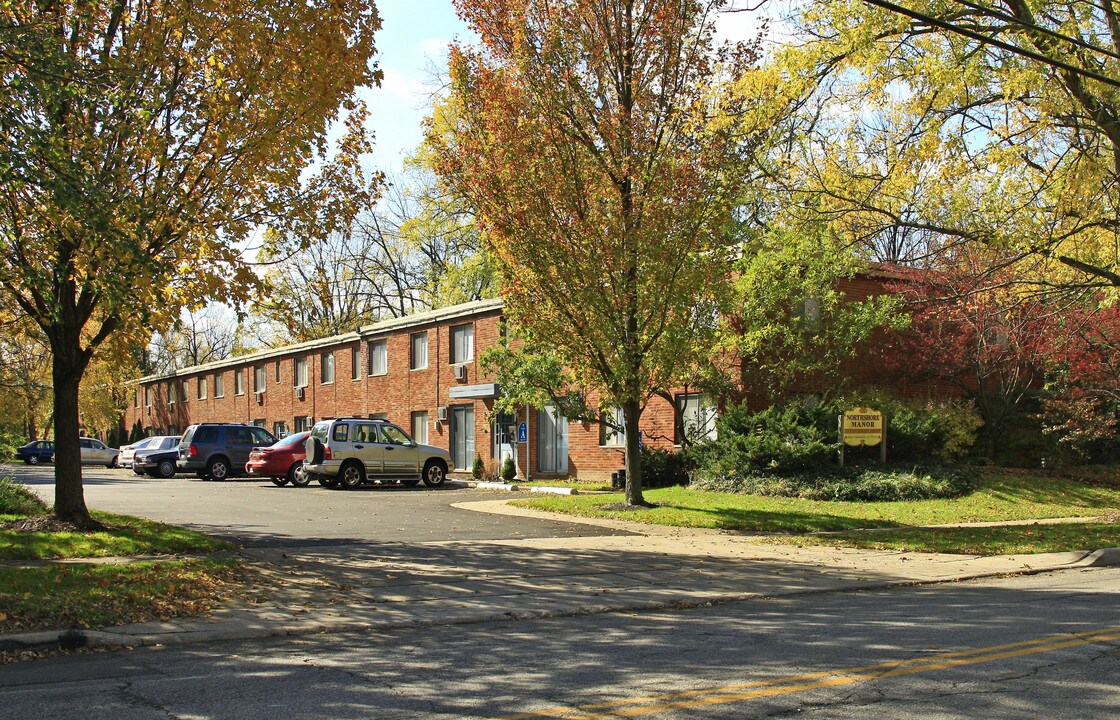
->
[368, 339, 387, 376]
[321, 352, 335, 384]
[275, 361, 281, 384]
[254, 365, 266, 393]
[411, 411, 429, 445]
[293, 416, 313, 433]
[599, 407, 626, 447]
[369, 412, 388, 421]
[676, 394, 718, 444]
[273, 421, 288, 439]
[134, 388, 140, 408]
[252, 418, 266, 428]
[144, 386, 152, 408]
[294, 357, 308, 388]
[214, 373, 225, 398]
[351, 346, 361, 380]
[794, 296, 822, 332]
[198, 376, 207, 400]
[450, 324, 474, 364]
[235, 368, 245, 395]
[181, 380, 188, 403]
[410, 332, 428, 370]
[168, 382, 176, 405]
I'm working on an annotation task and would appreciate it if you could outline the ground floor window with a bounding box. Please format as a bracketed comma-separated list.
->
[411, 411, 429, 445]
[676, 393, 717, 444]
[273, 421, 288, 439]
[294, 416, 313, 433]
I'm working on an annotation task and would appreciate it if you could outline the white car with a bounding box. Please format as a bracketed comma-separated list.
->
[118, 436, 159, 468]
[80, 437, 121, 467]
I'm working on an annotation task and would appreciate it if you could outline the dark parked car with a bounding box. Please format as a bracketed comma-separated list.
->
[177, 423, 277, 481]
[16, 440, 54, 465]
[131, 436, 183, 478]
[246, 431, 311, 487]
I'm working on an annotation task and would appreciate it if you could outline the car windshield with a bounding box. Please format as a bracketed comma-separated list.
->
[131, 438, 157, 451]
[310, 422, 330, 443]
[157, 436, 181, 450]
[274, 432, 308, 448]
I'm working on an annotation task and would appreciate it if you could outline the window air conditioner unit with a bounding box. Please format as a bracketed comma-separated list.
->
[436, 405, 448, 421]
[255, 392, 264, 405]
[454, 364, 468, 382]
[296, 386, 305, 400]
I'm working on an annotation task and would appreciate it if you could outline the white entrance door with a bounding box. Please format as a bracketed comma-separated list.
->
[538, 405, 568, 474]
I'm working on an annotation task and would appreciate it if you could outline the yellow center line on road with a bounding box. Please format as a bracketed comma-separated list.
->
[487, 625, 1120, 720]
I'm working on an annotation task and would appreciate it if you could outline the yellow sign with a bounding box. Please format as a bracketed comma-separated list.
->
[842, 407, 884, 446]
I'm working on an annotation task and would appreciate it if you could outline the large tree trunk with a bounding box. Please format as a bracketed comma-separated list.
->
[49, 336, 98, 528]
[622, 397, 647, 506]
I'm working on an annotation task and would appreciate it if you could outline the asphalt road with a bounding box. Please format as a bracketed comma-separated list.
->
[1, 569, 1117, 719]
[7, 463, 630, 547]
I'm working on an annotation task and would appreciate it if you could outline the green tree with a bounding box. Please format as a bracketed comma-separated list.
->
[433, 0, 765, 506]
[0, 0, 381, 526]
[771, 0, 1120, 295]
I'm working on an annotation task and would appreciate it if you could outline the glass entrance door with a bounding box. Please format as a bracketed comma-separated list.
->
[492, 412, 516, 468]
[538, 405, 568, 474]
[449, 404, 475, 471]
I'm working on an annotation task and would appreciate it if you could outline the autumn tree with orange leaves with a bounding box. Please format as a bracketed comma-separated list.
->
[0, 0, 381, 527]
[431, 0, 765, 505]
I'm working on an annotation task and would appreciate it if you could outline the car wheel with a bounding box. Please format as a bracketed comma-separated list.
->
[339, 461, 364, 489]
[289, 463, 311, 487]
[26, 455, 37, 465]
[401, 479, 420, 487]
[271, 477, 289, 487]
[106, 457, 118, 469]
[422, 459, 447, 487]
[207, 458, 230, 481]
[157, 460, 176, 478]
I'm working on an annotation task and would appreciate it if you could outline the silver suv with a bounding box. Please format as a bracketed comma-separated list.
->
[303, 418, 451, 490]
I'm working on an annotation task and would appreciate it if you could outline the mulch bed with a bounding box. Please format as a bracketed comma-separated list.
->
[1, 516, 102, 533]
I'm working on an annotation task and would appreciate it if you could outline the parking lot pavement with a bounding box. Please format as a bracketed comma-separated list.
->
[3, 463, 633, 545]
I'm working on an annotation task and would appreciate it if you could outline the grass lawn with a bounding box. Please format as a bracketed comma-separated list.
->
[516, 479, 614, 492]
[0, 511, 234, 560]
[513, 471, 1120, 553]
[0, 558, 244, 635]
[0, 476, 244, 638]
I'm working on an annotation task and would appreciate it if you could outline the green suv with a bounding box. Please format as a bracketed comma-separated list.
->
[303, 418, 450, 490]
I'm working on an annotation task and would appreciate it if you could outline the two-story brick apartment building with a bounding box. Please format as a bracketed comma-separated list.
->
[125, 269, 905, 480]
[126, 299, 616, 480]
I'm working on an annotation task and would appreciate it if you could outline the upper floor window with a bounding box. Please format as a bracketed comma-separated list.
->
[198, 376, 207, 400]
[234, 368, 245, 395]
[144, 386, 153, 408]
[351, 346, 361, 380]
[168, 382, 176, 405]
[134, 388, 140, 408]
[254, 365, 266, 393]
[294, 357, 309, 388]
[321, 352, 335, 384]
[794, 296, 822, 332]
[410, 331, 428, 370]
[450, 324, 474, 364]
[214, 373, 225, 398]
[368, 339, 387, 376]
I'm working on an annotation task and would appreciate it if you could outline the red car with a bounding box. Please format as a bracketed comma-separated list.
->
[246, 432, 311, 487]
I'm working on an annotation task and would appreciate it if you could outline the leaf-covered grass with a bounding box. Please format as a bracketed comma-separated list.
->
[0, 511, 234, 561]
[0, 558, 243, 634]
[513, 471, 1120, 534]
[762, 522, 1120, 556]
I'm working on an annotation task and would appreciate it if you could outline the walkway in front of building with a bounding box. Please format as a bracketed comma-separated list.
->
[3, 499, 1118, 654]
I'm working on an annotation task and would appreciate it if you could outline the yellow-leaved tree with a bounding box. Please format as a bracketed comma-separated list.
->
[0, 0, 382, 526]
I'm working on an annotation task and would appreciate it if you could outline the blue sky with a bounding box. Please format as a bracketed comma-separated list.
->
[361, 0, 473, 176]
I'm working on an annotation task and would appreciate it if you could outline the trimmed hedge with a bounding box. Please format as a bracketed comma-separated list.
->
[690, 463, 978, 502]
[0, 475, 49, 516]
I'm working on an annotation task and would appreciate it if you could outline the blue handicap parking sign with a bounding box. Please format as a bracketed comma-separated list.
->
[517, 422, 528, 444]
